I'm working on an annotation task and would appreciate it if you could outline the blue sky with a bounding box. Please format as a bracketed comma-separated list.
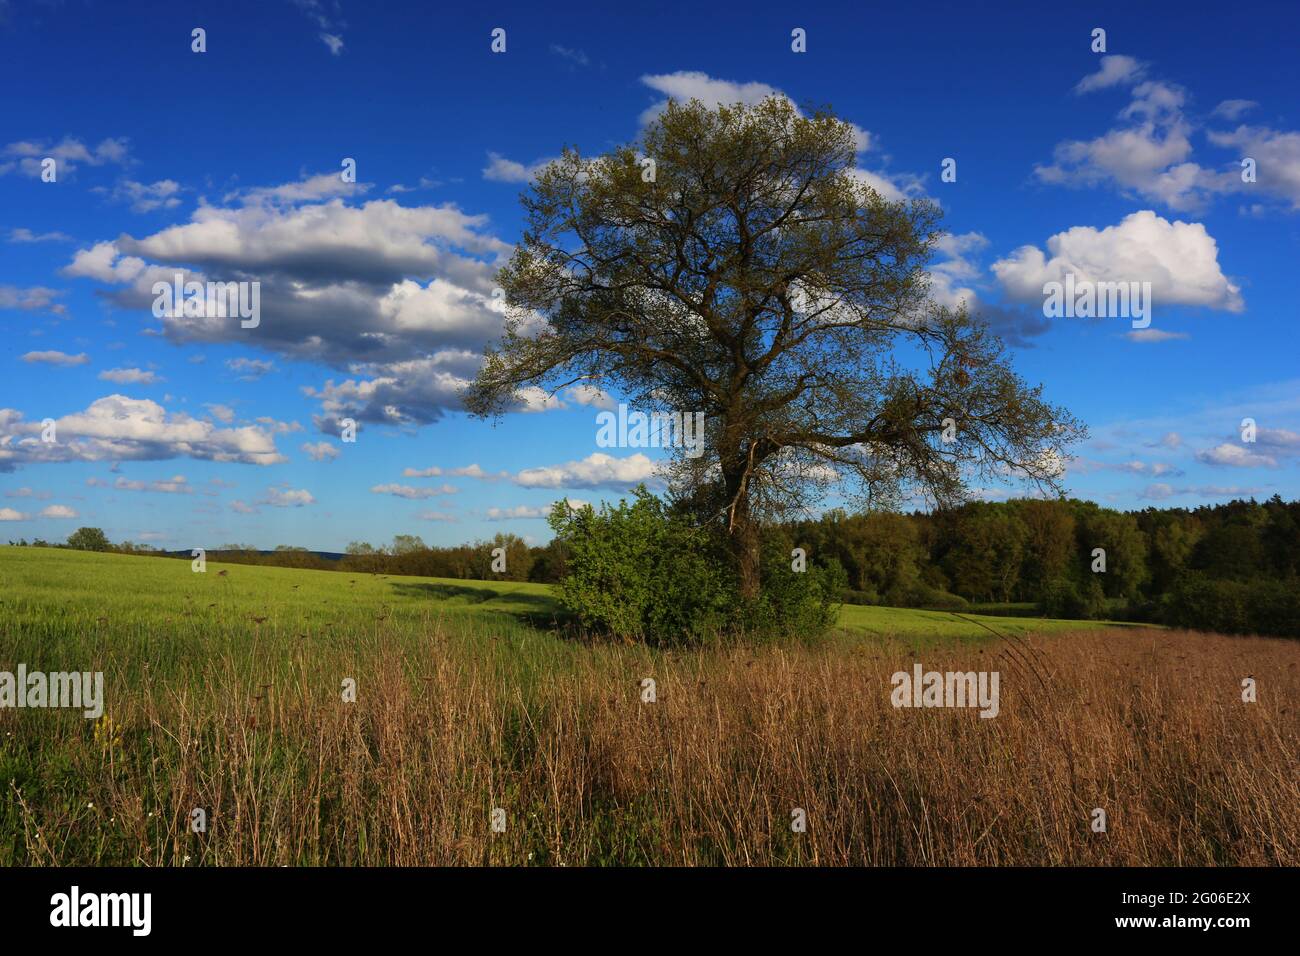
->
[1, 0, 1298, 551]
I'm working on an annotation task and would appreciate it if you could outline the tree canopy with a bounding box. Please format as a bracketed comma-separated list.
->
[467, 96, 1083, 595]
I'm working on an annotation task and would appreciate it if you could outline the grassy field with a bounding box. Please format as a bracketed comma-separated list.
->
[1, 546, 1296, 866]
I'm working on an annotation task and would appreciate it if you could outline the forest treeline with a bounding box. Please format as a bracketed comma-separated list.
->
[14, 495, 1299, 637]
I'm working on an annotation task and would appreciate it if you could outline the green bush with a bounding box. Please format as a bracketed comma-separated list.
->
[1160, 574, 1299, 637]
[548, 488, 842, 644]
[1039, 576, 1107, 619]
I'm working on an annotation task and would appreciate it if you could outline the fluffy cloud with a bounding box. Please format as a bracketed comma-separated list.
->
[992, 211, 1243, 312]
[1039, 61, 1300, 213]
[0, 395, 287, 471]
[514, 452, 662, 490]
[1205, 125, 1300, 210]
[39, 505, 77, 518]
[65, 177, 518, 425]
[1194, 443, 1277, 468]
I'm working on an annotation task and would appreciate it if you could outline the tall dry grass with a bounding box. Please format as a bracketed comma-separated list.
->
[6, 625, 1295, 866]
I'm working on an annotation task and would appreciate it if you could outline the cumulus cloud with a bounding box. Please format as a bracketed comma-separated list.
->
[0, 395, 287, 471]
[65, 176, 520, 426]
[514, 452, 662, 490]
[1194, 443, 1277, 468]
[39, 504, 78, 518]
[992, 210, 1243, 312]
[1205, 124, 1300, 210]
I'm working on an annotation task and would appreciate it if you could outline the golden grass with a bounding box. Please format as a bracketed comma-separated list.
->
[6, 625, 1295, 866]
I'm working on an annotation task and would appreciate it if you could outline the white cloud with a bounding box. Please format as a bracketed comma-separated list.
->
[9, 228, 73, 243]
[39, 504, 77, 518]
[0, 395, 287, 471]
[1125, 328, 1188, 342]
[22, 350, 88, 366]
[101, 179, 182, 213]
[262, 487, 314, 507]
[369, 483, 457, 499]
[1206, 125, 1300, 210]
[113, 475, 192, 494]
[992, 210, 1243, 312]
[1074, 55, 1146, 94]
[227, 358, 275, 381]
[1211, 99, 1258, 121]
[485, 498, 589, 520]
[301, 441, 340, 461]
[514, 452, 662, 490]
[0, 136, 129, 178]
[0, 507, 29, 520]
[1194, 443, 1277, 468]
[99, 367, 162, 385]
[0, 285, 66, 315]
[640, 71, 873, 153]
[483, 152, 557, 183]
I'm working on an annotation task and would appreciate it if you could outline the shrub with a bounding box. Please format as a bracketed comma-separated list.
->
[549, 488, 843, 644]
[1161, 574, 1300, 638]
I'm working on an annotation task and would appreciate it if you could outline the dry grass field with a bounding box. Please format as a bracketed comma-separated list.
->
[1, 547, 1295, 866]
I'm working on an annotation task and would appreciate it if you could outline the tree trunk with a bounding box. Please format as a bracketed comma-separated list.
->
[723, 464, 762, 601]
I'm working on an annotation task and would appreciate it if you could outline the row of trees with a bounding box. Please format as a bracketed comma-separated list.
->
[791, 495, 1300, 635]
[20, 493, 1298, 638]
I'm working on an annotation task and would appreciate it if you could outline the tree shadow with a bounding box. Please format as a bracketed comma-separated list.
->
[388, 581, 572, 631]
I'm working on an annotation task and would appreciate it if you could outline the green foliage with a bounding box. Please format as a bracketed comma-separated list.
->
[547, 488, 842, 644]
[548, 488, 731, 643]
[65, 526, 110, 552]
[1161, 574, 1300, 638]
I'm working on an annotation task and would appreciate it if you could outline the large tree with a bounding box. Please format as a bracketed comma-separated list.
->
[466, 97, 1082, 598]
